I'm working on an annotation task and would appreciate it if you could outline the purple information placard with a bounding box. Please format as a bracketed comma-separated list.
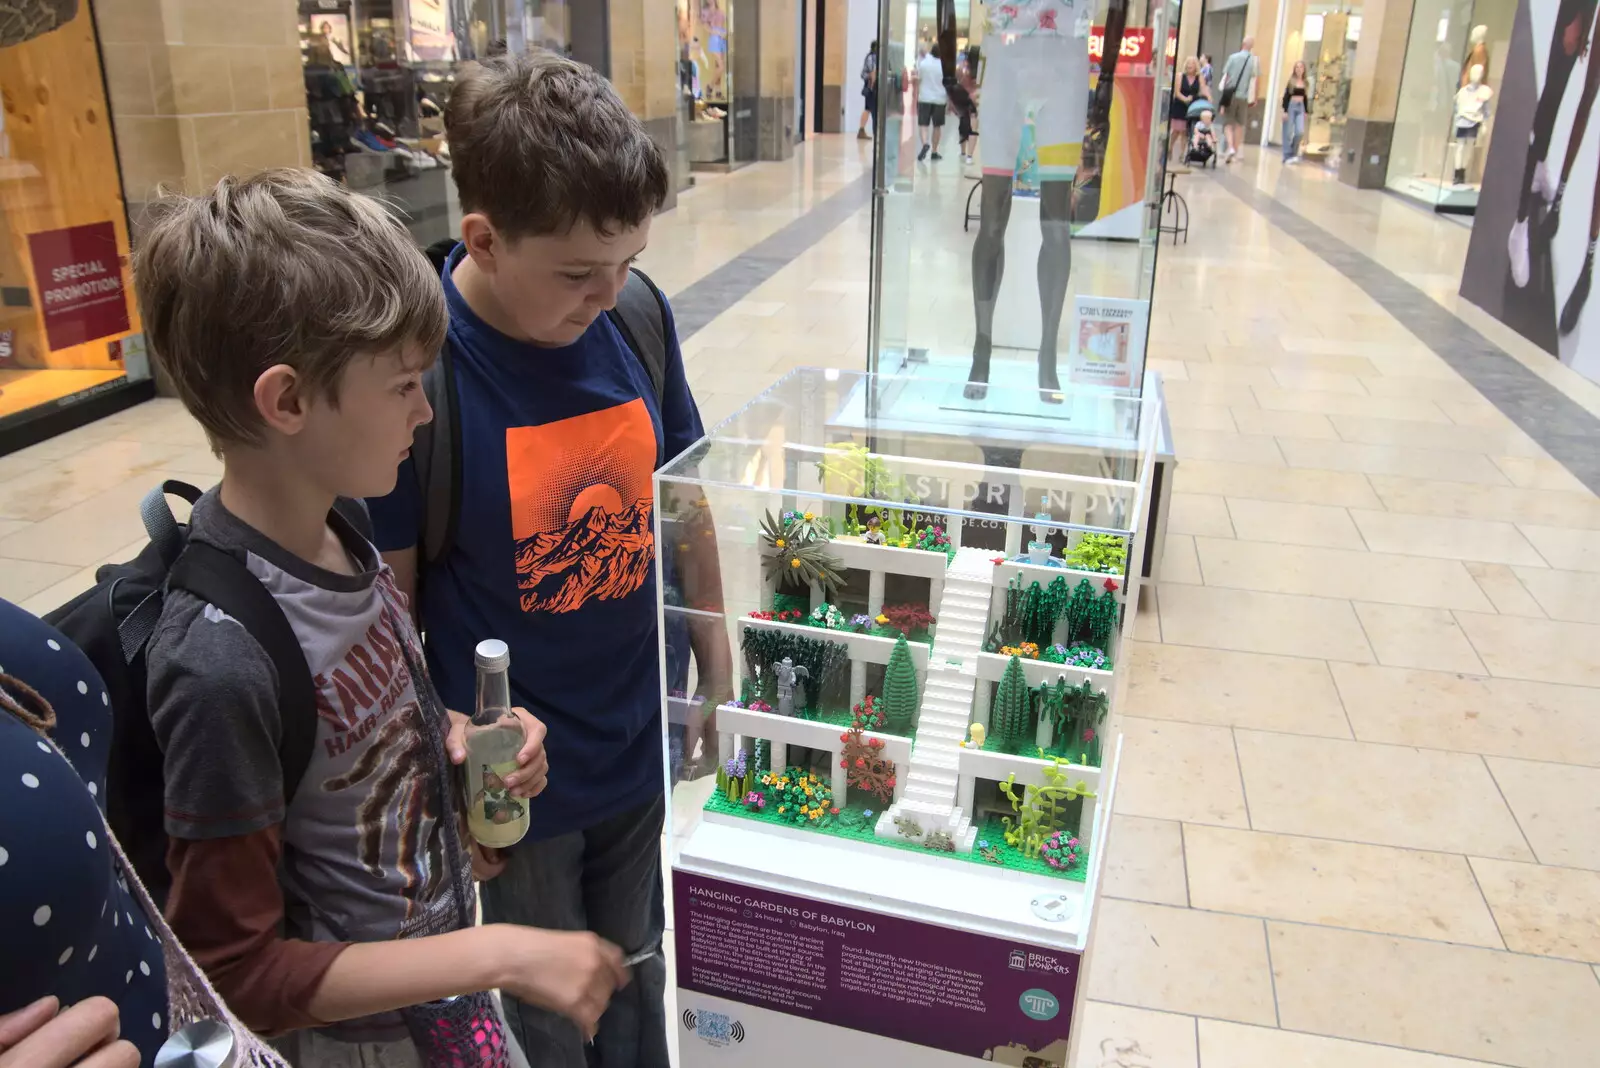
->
[673, 870, 1081, 1062]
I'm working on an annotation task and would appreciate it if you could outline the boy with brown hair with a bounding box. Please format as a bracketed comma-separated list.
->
[368, 50, 730, 1068]
[138, 168, 628, 1066]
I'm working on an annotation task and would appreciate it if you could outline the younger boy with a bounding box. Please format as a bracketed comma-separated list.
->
[1190, 108, 1218, 165]
[138, 168, 628, 1065]
[368, 51, 730, 1067]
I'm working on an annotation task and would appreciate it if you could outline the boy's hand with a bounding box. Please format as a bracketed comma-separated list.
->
[446, 707, 550, 798]
[470, 841, 506, 880]
[494, 929, 629, 1040]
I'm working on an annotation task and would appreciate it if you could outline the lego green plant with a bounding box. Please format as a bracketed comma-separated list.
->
[880, 633, 920, 734]
[1062, 533, 1127, 574]
[990, 654, 1033, 752]
[999, 759, 1096, 855]
[760, 509, 843, 601]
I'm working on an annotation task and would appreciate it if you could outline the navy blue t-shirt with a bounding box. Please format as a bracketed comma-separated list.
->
[368, 246, 705, 839]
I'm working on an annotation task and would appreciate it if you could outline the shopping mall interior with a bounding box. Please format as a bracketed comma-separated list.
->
[1, 0, 1598, 1065]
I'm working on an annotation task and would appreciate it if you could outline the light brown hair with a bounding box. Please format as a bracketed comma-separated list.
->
[446, 50, 669, 238]
[134, 168, 446, 447]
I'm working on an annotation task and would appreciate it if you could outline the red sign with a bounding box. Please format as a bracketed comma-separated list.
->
[27, 222, 130, 351]
[1087, 26, 1177, 65]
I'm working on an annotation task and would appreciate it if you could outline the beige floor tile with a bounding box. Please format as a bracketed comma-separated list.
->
[1353, 602, 1487, 674]
[1224, 498, 1365, 549]
[1361, 374, 1490, 403]
[1370, 476, 1600, 529]
[1197, 1019, 1515, 1068]
[1072, 1003, 1198, 1068]
[1268, 920, 1600, 1067]
[1464, 562, 1546, 617]
[1184, 363, 1278, 386]
[1173, 460, 1382, 509]
[1210, 348, 1383, 377]
[1185, 825, 1502, 947]
[1435, 397, 1521, 429]
[1166, 493, 1234, 538]
[1518, 524, 1600, 572]
[1331, 663, 1600, 766]
[1329, 413, 1545, 456]
[1510, 566, 1600, 623]
[1228, 406, 1340, 439]
[1194, 537, 1493, 612]
[0, 480, 153, 567]
[0, 438, 192, 523]
[1348, 510, 1545, 567]
[1100, 814, 1189, 908]
[1277, 437, 1511, 486]
[1172, 429, 1285, 467]
[1160, 534, 1202, 584]
[1485, 757, 1600, 869]
[1164, 381, 1262, 409]
[1271, 367, 1370, 394]
[1125, 641, 1350, 738]
[1454, 612, 1600, 688]
[1491, 455, 1592, 493]
[1156, 583, 1374, 662]
[1252, 386, 1452, 424]
[0, 559, 81, 605]
[1132, 586, 1162, 642]
[1165, 403, 1237, 432]
[1086, 899, 1276, 1026]
[1233, 731, 1533, 859]
[1114, 717, 1250, 828]
[1470, 859, 1600, 963]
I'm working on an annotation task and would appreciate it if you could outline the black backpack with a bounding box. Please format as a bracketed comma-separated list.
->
[414, 240, 670, 566]
[44, 480, 371, 907]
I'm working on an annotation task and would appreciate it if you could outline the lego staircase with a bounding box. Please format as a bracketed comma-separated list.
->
[874, 547, 997, 853]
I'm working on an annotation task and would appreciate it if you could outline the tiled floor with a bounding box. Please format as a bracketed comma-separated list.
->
[8, 137, 1600, 1066]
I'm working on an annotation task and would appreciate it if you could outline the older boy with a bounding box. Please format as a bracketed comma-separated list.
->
[139, 169, 627, 1066]
[367, 51, 729, 1068]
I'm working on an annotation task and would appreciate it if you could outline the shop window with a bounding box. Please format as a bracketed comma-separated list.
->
[0, 1, 151, 447]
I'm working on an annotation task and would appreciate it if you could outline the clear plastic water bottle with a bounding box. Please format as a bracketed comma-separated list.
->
[463, 639, 529, 848]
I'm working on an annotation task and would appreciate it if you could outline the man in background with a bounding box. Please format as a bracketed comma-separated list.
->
[1219, 37, 1258, 163]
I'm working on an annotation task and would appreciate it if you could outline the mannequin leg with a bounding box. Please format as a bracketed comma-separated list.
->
[1037, 180, 1073, 403]
[967, 174, 1015, 400]
[1558, 165, 1600, 335]
[1517, 4, 1589, 223]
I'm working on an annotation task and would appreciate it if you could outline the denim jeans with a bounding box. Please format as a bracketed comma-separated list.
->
[479, 793, 668, 1068]
[1283, 100, 1306, 160]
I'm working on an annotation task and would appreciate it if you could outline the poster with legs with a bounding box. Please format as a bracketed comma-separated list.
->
[1462, 0, 1600, 382]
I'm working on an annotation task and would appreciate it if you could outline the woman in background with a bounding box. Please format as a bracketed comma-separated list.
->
[1170, 56, 1207, 163]
[1282, 60, 1311, 164]
[858, 39, 879, 140]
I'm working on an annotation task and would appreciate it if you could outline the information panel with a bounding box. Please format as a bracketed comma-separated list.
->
[674, 870, 1082, 1065]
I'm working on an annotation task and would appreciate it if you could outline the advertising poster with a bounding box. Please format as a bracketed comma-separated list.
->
[1460, 0, 1600, 383]
[674, 870, 1081, 1066]
[25, 222, 130, 352]
[403, 0, 454, 61]
[1069, 296, 1147, 388]
[306, 13, 354, 66]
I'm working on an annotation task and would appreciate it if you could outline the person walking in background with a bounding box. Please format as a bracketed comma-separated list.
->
[858, 39, 878, 140]
[1171, 57, 1206, 164]
[916, 44, 949, 162]
[1219, 38, 1259, 163]
[1200, 53, 1213, 85]
[1281, 59, 1311, 164]
[953, 46, 980, 164]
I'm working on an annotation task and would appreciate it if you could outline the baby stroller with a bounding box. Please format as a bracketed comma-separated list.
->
[1184, 98, 1218, 169]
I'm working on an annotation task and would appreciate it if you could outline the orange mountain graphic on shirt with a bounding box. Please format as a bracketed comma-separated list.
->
[506, 398, 655, 615]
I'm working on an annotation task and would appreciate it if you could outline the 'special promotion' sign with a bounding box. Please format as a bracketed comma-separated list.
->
[27, 222, 130, 351]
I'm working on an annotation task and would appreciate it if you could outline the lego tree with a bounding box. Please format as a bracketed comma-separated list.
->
[1064, 578, 1098, 646]
[880, 633, 920, 734]
[990, 654, 1033, 752]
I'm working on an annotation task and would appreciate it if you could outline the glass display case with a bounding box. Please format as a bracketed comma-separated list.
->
[1386, 0, 1515, 214]
[869, 0, 1177, 400]
[659, 368, 1161, 1065]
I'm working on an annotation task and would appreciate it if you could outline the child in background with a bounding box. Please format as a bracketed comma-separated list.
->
[1189, 108, 1218, 166]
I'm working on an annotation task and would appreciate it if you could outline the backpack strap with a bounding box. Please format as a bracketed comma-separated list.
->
[167, 543, 318, 808]
[607, 267, 669, 405]
[413, 340, 460, 568]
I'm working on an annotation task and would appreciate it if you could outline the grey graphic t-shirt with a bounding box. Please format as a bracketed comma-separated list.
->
[148, 492, 468, 1035]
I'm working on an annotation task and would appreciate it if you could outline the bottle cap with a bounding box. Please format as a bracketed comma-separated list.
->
[475, 638, 510, 672]
[155, 1020, 235, 1068]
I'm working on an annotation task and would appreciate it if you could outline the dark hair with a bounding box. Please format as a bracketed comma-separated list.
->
[870, 38, 878, 51]
[930, 44, 940, 59]
[446, 50, 669, 238]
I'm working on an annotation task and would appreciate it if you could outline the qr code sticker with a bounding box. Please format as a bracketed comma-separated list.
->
[697, 1011, 731, 1044]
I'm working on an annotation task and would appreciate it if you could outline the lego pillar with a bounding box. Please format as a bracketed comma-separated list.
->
[973, 680, 993, 731]
[867, 568, 885, 617]
[850, 660, 866, 710]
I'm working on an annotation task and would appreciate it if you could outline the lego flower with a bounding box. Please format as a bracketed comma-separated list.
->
[803, 512, 814, 521]
[864, 809, 874, 818]
[790, 557, 801, 568]
[775, 538, 786, 549]
[831, 806, 840, 815]
[1103, 578, 1119, 593]
[875, 613, 889, 625]
[1038, 8, 1057, 29]
[1083, 727, 1096, 743]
